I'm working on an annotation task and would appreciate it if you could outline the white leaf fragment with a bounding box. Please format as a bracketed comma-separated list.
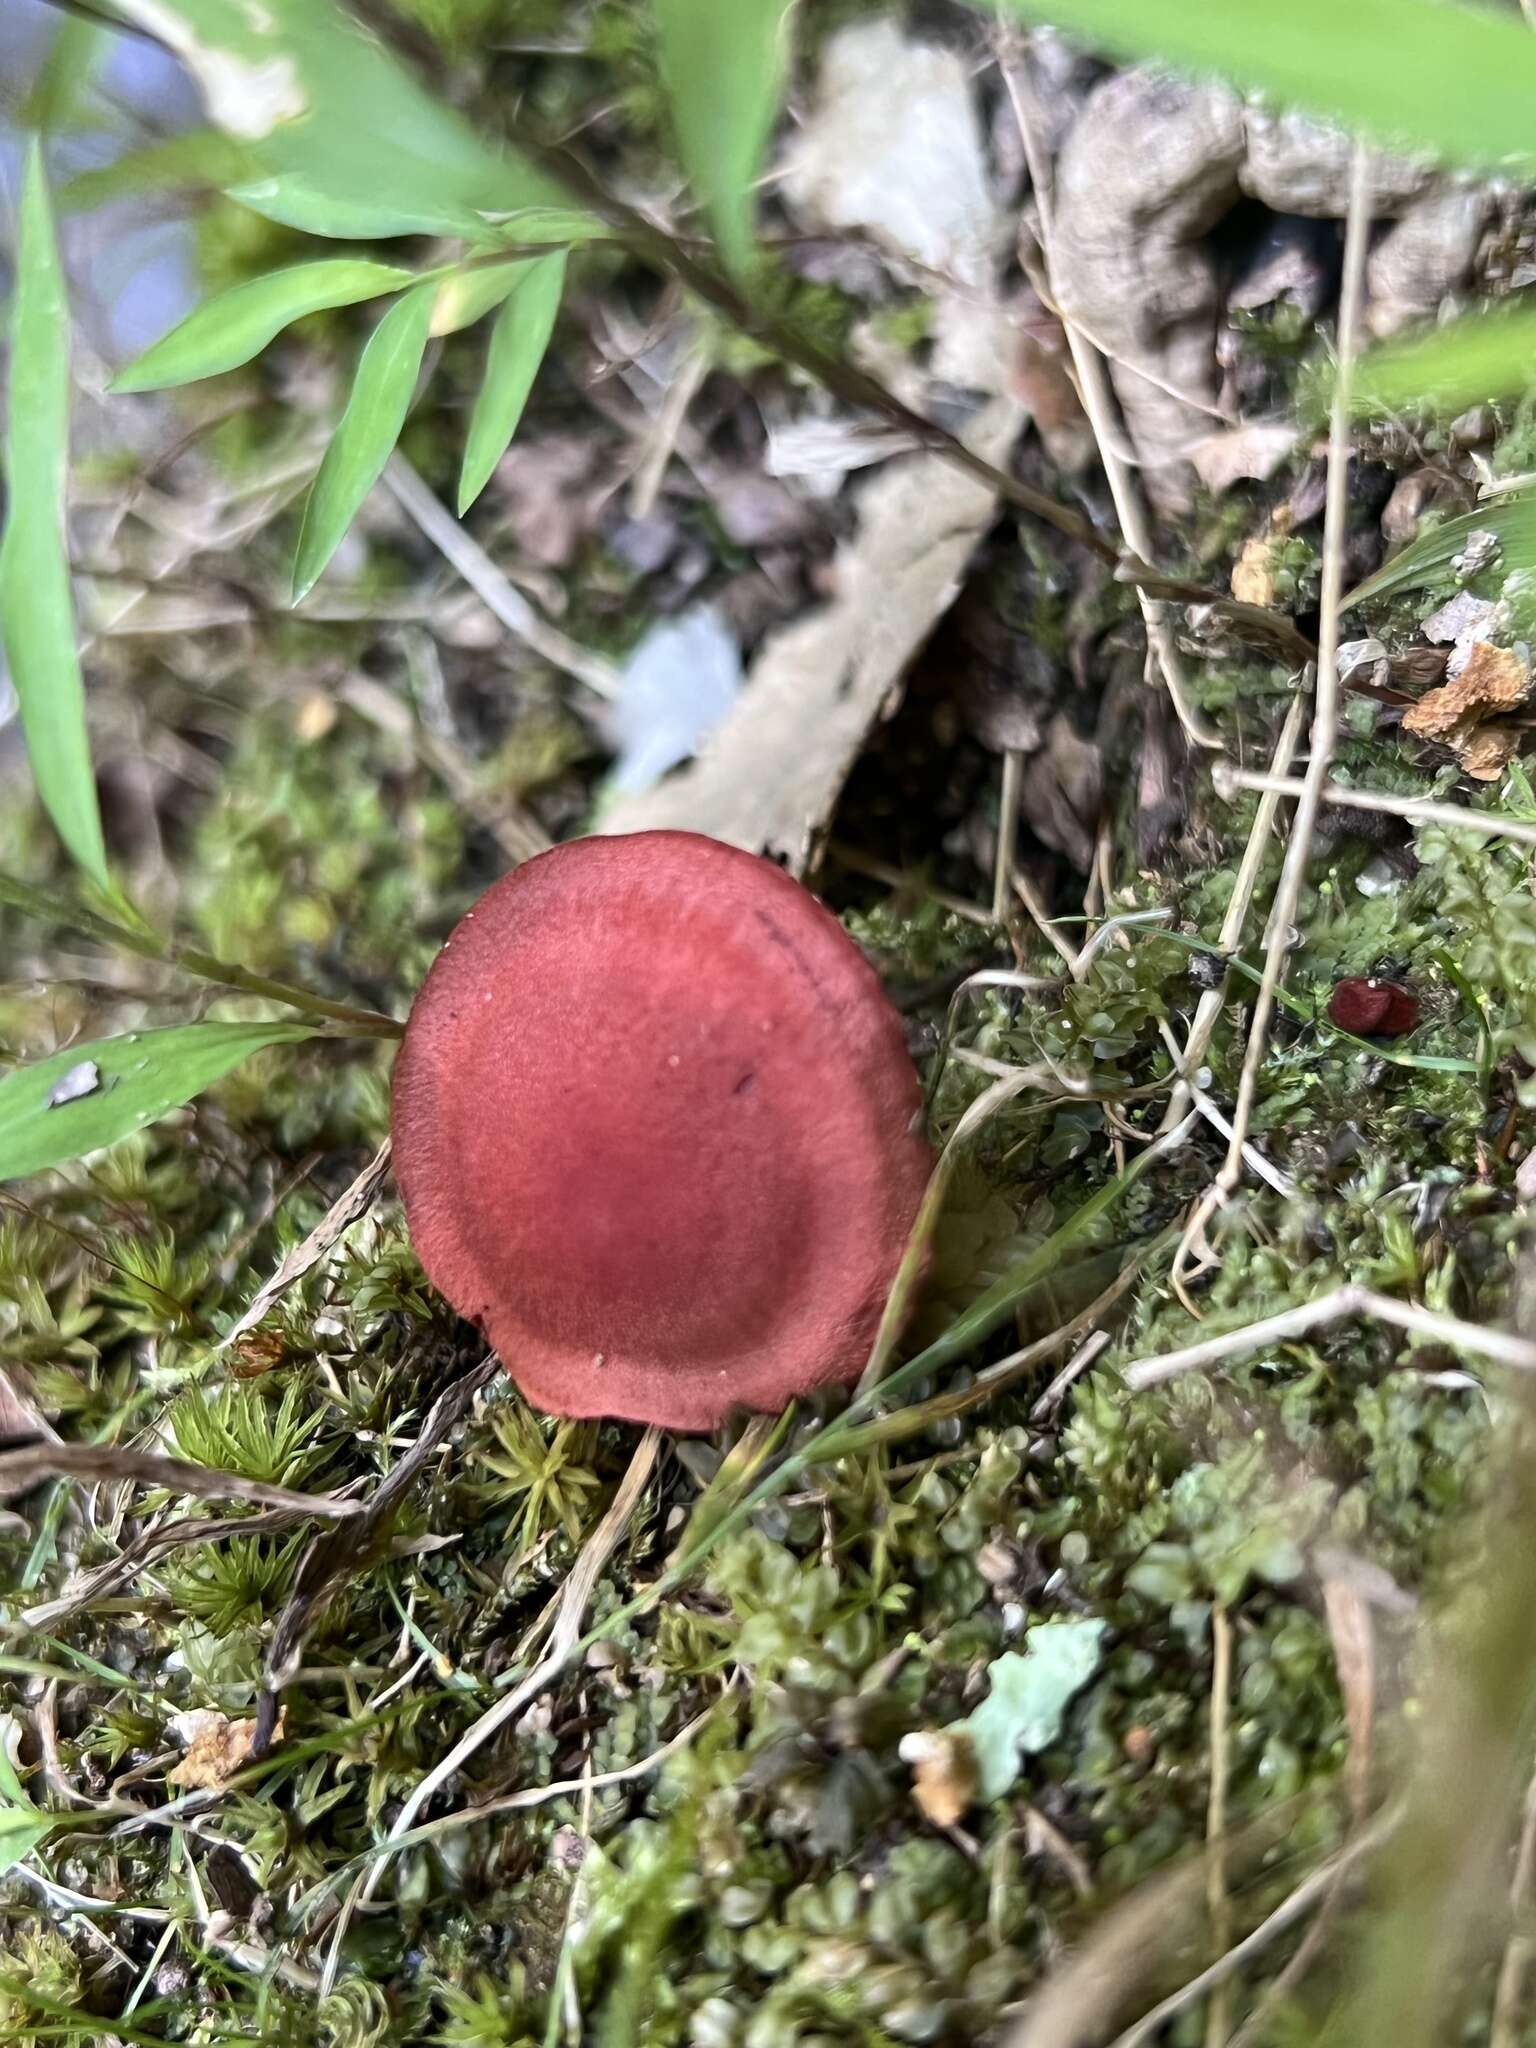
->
[46, 1061, 101, 1109]
[115, 2, 307, 138]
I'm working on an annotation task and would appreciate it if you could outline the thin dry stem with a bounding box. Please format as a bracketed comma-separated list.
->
[1102, 1829, 1387, 2048]
[1124, 1283, 1536, 1391]
[1217, 146, 1372, 1194]
[1161, 691, 1310, 1143]
[318, 1424, 663, 1994]
[1491, 1759, 1536, 2048]
[994, 747, 1025, 924]
[0, 1442, 363, 1520]
[998, 42, 1223, 751]
[218, 1142, 392, 1352]
[1218, 764, 1536, 851]
[382, 456, 623, 701]
[1205, 1604, 1234, 2048]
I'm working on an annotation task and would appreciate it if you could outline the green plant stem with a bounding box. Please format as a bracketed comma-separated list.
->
[499, 122, 1314, 667]
[0, 874, 403, 1037]
[163, 941, 404, 1036]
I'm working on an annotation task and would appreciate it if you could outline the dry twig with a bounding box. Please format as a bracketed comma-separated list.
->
[1124, 1284, 1536, 1391]
[0, 1442, 363, 1520]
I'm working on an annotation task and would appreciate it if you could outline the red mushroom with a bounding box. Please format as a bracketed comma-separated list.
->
[391, 831, 933, 1430]
[1327, 976, 1420, 1038]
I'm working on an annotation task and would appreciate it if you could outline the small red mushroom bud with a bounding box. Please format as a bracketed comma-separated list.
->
[390, 831, 933, 1431]
[1327, 976, 1420, 1037]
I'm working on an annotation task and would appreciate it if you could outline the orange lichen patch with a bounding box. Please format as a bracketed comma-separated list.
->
[1402, 639, 1528, 738]
[1402, 640, 1529, 780]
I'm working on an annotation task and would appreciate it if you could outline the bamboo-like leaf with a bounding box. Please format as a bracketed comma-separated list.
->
[60, 130, 254, 213]
[982, 0, 1536, 176]
[0, 1021, 319, 1185]
[1354, 304, 1536, 418]
[293, 285, 436, 602]
[1344, 490, 1536, 609]
[228, 175, 491, 244]
[23, 17, 104, 131]
[110, 0, 572, 238]
[429, 261, 526, 340]
[655, 0, 791, 270]
[112, 259, 413, 393]
[0, 141, 108, 893]
[457, 251, 566, 514]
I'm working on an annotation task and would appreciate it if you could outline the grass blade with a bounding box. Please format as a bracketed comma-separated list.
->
[1344, 489, 1536, 608]
[111, 259, 413, 393]
[1354, 304, 1536, 419]
[982, 0, 1536, 176]
[0, 140, 108, 894]
[0, 1021, 319, 1184]
[457, 251, 566, 514]
[0, 1720, 63, 1874]
[293, 285, 436, 602]
[655, 0, 791, 270]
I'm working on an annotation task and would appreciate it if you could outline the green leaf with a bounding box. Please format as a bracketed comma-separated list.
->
[0, 1021, 319, 1184]
[655, 0, 790, 270]
[0, 1808, 54, 1876]
[0, 1734, 33, 1808]
[482, 208, 610, 246]
[0, 142, 108, 894]
[110, 0, 570, 238]
[981, 0, 1536, 176]
[293, 285, 436, 602]
[59, 130, 255, 213]
[1344, 490, 1536, 608]
[1354, 304, 1536, 419]
[228, 175, 492, 244]
[24, 17, 105, 131]
[457, 251, 566, 514]
[429, 260, 527, 339]
[111, 259, 414, 393]
[959, 1621, 1108, 1801]
[0, 1716, 62, 1875]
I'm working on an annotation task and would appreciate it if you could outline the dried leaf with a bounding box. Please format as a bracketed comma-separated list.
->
[1190, 421, 1298, 495]
[219, 1142, 391, 1351]
[782, 20, 999, 289]
[596, 402, 1019, 868]
[168, 1708, 284, 1789]
[1456, 725, 1522, 782]
[899, 1729, 978, 1826]
[1231, 535, 1278, 608]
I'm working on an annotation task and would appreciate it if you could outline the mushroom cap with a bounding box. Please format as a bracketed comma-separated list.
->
[1327, 976, 1420, 1038]
[391, 830, 932, 1430]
